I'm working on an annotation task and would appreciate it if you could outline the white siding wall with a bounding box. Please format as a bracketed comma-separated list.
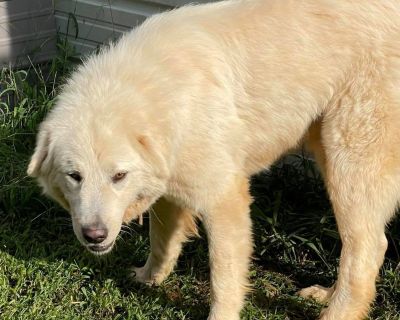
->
[0, 0, 214, 65]
[0, 0, 56, 66]
[54, 0, 212, 56]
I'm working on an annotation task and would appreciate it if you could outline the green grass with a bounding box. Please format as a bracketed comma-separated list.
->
[0, 46, 399, 319]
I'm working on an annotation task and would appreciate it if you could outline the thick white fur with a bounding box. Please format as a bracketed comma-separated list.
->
[28, 1, 400, 319]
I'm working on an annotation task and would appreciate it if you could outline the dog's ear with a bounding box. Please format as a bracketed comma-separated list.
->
[27, 126, 51, 177]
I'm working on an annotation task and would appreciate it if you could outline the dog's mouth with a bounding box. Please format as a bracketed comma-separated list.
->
[86, 241, 115, 255]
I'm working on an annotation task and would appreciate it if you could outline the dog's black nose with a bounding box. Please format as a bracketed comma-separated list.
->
[82, 225, 108, 244]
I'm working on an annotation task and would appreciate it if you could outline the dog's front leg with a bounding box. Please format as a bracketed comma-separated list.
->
[133, 197, 197, 285]
[202, 178, 253, 320]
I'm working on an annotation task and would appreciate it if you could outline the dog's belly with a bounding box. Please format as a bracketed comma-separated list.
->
[240, 99, 325, 176]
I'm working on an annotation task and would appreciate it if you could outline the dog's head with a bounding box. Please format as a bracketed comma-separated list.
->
[27, 86, 169, 255]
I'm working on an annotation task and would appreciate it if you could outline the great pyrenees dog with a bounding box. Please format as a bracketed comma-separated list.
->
[28, 0, 400, 319]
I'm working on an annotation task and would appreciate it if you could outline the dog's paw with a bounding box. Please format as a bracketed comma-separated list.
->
[298, 284, 334, 303]
[131, 265, 157, 286]
[131, 264, 168, 286]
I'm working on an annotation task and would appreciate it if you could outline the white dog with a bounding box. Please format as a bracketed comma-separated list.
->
[28, 1, 400, 319]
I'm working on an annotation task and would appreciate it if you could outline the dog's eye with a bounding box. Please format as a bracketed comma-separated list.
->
[67, 171, 82, 183]
[112, 172, 127, 183]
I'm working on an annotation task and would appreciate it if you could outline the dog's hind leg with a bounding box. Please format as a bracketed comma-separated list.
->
[133, 197, 198, 285]
[319, 153, 398, 320]
[312, 87, 400, 319]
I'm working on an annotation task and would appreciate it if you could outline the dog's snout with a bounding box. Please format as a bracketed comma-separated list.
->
[82, 225, 108, 244]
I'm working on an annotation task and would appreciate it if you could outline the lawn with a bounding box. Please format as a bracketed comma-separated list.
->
[0, 47, 399, 319]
